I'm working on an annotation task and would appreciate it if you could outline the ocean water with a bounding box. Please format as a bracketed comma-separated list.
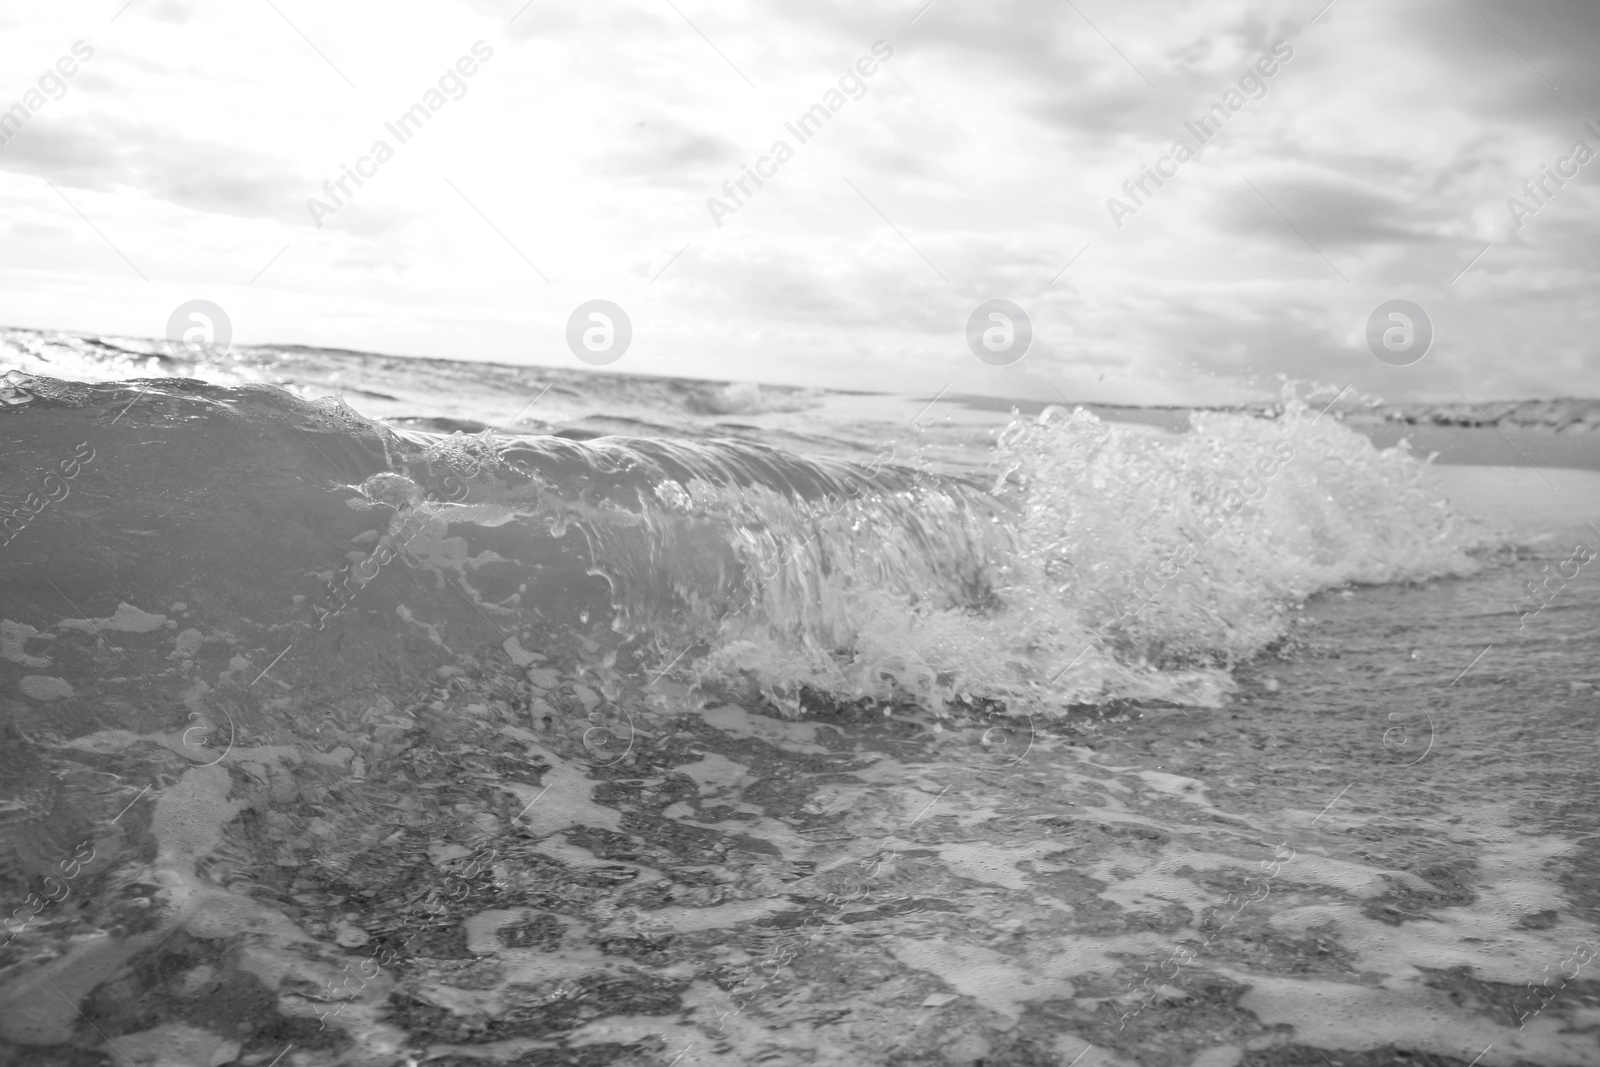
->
[1, 329, 1597, 1067]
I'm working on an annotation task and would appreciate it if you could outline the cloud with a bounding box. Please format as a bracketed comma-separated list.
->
[147, 1, 203, 23]
[1222, 178, 1432, 247]
[0, 116, 306, 224]
[587, 114, 739, 183]
[0, 0, 1595, 402]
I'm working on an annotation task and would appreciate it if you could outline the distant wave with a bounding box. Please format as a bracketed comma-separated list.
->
[1371, 397, 1600, 432]
[0, 327, 825, 434]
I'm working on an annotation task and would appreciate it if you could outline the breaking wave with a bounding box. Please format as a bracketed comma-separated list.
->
[0, 372, 1482, 721]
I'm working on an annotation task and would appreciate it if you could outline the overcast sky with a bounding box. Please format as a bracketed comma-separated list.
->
[0, 0, 1596, 404]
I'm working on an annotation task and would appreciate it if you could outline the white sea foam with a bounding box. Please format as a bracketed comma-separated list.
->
[695, 390, 1484, 714]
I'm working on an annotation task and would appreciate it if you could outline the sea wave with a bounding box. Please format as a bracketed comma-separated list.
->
[692, 390, 1483, 714]
[0, 373, 1483, 722]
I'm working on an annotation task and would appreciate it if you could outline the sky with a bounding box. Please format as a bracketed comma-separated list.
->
[0, 0, 1596, 405]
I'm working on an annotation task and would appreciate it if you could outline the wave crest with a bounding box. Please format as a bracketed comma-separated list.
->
[692, 392, 1481, 713]
[0, 374, 1483, 719]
